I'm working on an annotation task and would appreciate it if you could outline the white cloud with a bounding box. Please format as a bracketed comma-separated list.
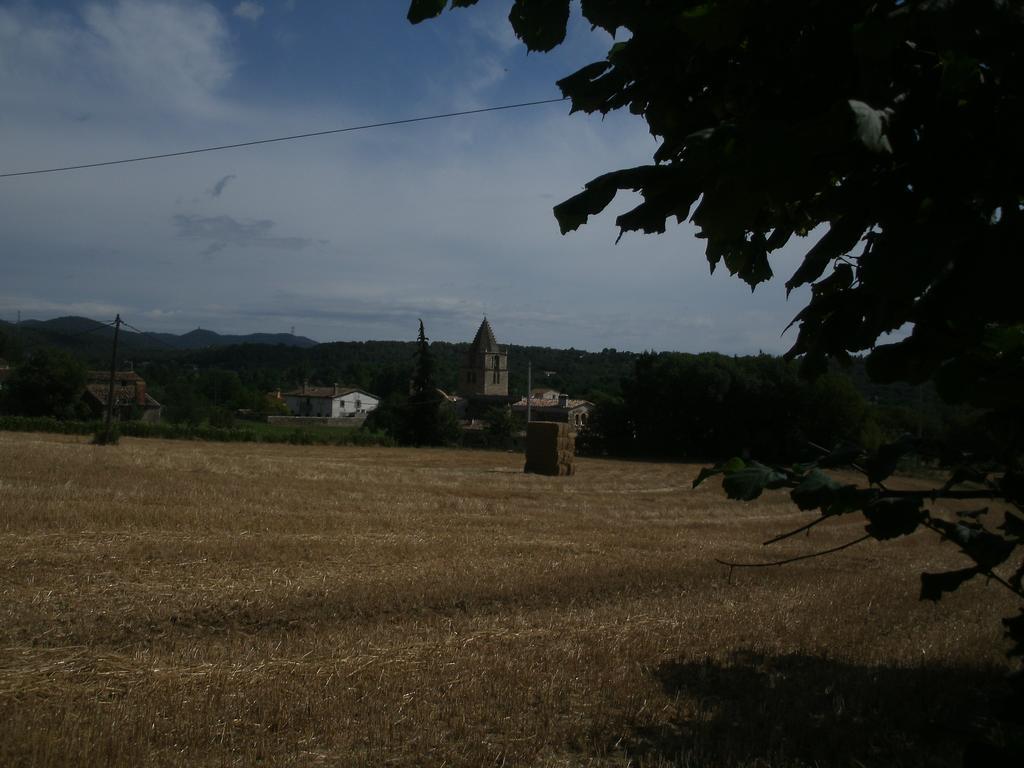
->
[83, 0, 234, 115]
[232, 2, 264, 22]
[0, 2, 818, 354]
[173, 213, 318, 258]
[0, 1, 235, 121]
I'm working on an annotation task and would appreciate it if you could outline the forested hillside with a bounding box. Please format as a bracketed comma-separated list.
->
[2, 318, 994, 462]
[0, 317, 316, 363]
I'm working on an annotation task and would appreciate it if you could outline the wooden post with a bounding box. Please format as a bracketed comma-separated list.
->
[526, 361, 532, 424]
[104, 314, 122, 435]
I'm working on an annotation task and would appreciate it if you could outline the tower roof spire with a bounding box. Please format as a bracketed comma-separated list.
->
[469, 317, 500, 353]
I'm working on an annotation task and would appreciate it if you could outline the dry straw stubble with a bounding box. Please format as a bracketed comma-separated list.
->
[0, 432, 1017, 767]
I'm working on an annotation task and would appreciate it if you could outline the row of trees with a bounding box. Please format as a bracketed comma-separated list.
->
[0, 348, 91, 420]
[4, 331, 980, 457]
[576, 351, 1007, 464]
[579, 353, 871, 460]
[0, 347, 288, 427]
[180, 337, 635, 402]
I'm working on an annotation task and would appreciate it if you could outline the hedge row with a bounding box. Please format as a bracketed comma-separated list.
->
[0, 416, 395, 447]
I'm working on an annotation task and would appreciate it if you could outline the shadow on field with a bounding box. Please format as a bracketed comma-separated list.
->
[616, 651, 1013, 768]
[62, 564, 702, 646]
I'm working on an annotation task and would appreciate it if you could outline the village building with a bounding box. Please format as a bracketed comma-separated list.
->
[457, 318, 516, 419]
[0, 358, 10, 391]
[512, 393, 594, 431]
[84, 370, 163, 422]
[454, 320, 593, 430]
[280, 384, 379, 418]
[436, 388, 467, 420]
[458, 318, 508, 398]
[531, 387, 560, 401]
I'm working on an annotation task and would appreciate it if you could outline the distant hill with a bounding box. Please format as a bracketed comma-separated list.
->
[0, 315, 639, 403]
[147, 327, 319, 351]
[1, 316, 318, 363]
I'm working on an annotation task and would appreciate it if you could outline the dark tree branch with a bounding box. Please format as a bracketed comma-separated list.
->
[762, 515, 833, 546]
[805, 440, 877, 486]
[887, 489, 1003, 501]
[716, 534, 872, 570]
[921, 519, 1024, 600]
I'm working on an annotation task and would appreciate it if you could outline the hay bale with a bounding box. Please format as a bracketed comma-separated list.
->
[524, 421, 575, 476]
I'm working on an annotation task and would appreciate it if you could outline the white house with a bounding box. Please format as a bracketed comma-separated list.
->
[281, 384, 379, 418]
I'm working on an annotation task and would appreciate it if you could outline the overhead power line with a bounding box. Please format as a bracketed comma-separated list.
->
[120, 320, 181, 351]
[0, 97, 569, 179]
[59, 318, 119, 339]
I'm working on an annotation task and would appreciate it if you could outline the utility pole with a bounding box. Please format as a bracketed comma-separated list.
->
[526, 360, 532, 424]
[104, 314, 122, 436]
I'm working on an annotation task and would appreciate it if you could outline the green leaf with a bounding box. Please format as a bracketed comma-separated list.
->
[556, 61, 613, 108]
[863, 497, 924, 539]
[553, 180, 619, 234]
[787, 460, 877, 516]
[785, 215, 868, 294]
[942, 467, 988, 491]
[810, 263, 854, 299]
[580, 0, 624, 34]
[817, 441, 864, 469]
[508, 0, 571, 52]
[723, 456, 746, 473]
[825, 485, 878, 516]
[721, 241, 774, 288]
[692, 464, 722, 489]
[790, 469, 843, 511]
[864, 435, 916, 485]
[552, 167, 640, 234]
[931, 519, 1018, 570]
[920, 568, 980, 601]
[982, 323, 1024, 356]
[694, 457, 747, 489]
[722, 461, 788, 501]
[407, 0, 449, 24]
[865, 334, 947, 386]
[848, 99, 894, 154]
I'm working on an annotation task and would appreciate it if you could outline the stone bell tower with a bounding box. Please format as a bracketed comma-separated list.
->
[458, 318, 508, 397]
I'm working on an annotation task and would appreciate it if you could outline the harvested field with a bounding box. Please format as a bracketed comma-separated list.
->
[0, 432, 1018, 767]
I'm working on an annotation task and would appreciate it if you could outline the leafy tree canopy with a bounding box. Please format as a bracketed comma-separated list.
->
[1, 348, 88, 419]
[410, 0, 1024, 394]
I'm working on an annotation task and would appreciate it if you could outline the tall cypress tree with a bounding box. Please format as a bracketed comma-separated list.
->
[407, 319, 441, 446]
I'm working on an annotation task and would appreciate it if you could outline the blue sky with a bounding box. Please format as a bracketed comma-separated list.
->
[0, 0, 812, 352]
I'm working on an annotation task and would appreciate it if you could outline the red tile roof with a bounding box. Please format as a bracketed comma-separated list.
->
[282, 386, 375, 399]
[512, 397, 592, 410]
[87, 370, 143, 383]
[84, 383, 160, 408]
